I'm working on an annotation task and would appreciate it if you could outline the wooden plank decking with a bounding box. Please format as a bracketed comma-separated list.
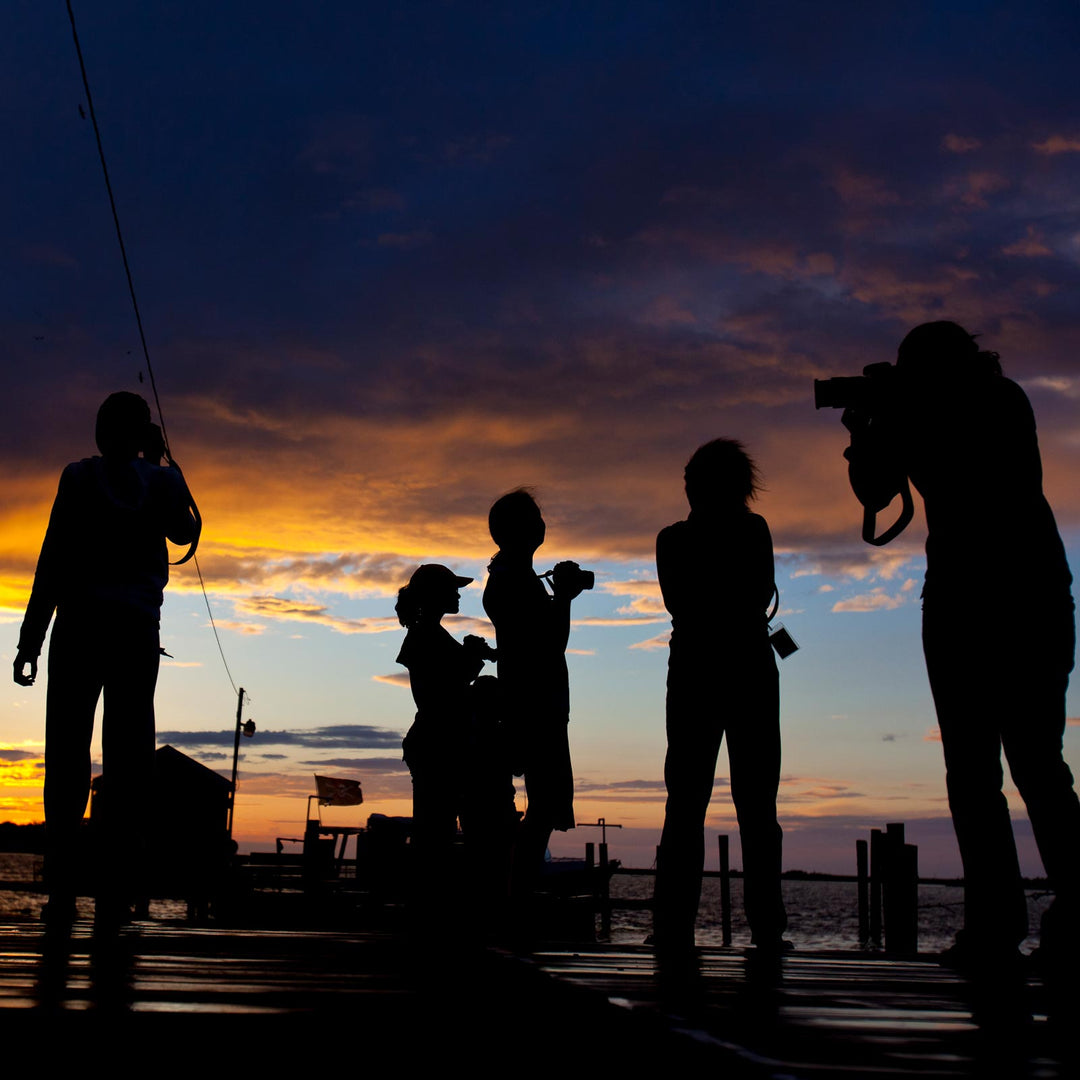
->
[0, 918, 1074, 1076]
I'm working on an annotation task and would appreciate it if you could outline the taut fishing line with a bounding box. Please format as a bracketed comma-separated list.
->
[66, 0, 239, 696]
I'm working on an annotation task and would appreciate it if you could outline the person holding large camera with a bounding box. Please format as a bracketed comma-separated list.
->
[651, 438, 788, 953]
[832, 321, 1078, 973]
[13, 391, 199, 927]
[482, 489, 591, 903]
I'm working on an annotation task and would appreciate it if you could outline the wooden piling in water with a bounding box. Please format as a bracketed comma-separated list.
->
[869, 828, 883, 947]
[718, 834, 732, 946]
[856, 838, 870, 947]
[599, 841, 611, 936]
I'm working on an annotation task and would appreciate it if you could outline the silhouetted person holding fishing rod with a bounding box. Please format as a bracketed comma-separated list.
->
[652, 439, 788, 953]
[818, 321, 1078, 975]
[13, 392, 199, 928]
[483, 490, 591, 906]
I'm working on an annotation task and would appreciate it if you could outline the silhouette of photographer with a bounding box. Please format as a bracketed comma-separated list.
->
[395, 565, 504, 894]
[483, 490, 589, 898]
[652, 439, 788, 952]
[841, 321, 1078, 971]
[13, 392, 198, 926]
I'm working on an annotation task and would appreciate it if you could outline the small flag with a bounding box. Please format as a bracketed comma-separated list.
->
[314, 775, 364, 807]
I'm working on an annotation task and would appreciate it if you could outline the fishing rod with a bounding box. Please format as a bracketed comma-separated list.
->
[66, 0, 237, 695]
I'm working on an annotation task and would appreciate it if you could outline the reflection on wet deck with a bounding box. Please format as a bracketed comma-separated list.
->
[0, 920, 1076, 1075]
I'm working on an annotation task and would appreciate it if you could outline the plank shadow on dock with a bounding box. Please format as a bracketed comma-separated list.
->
[1, 917, 1076, 1076]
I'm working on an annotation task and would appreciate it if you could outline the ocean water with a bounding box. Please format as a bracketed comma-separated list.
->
[1, 852, 1054, 951]
[0, 852, 187, 921]
[608, 874, 1055, 953]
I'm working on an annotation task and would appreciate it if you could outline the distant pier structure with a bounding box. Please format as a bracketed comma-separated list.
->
[858, 822, 919, 954]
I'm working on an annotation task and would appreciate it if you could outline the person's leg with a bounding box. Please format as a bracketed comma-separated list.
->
[654, 663, 723, 947]
[727, 654, 786, 944]
[98, 619, 160, 911]
[1001, 608, 1079, 948]
[43, 614, 102, 908]
[924, 610, 1027, 948]
[511, 722, 573, 898]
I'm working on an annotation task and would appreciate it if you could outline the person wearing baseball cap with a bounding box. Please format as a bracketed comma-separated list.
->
[395, 564, 500, 915]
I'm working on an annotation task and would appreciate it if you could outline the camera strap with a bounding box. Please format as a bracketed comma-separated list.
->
[862, 479, 914, 546]
[171, 492, 202, 565]
[167, 459, 202, 566]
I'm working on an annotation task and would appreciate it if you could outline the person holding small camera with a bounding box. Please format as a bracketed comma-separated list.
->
[483, 489, 590, 900]
[13, 391, 198, 926]
[652, 438, 788, 953]
[395, 564, 502, 874]
[841, 321, 1078, 972]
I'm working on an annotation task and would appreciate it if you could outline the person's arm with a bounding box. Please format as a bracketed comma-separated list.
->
[656, 524, 688, 618]
[841, 408, 907, 514]
[13, 466, 75, 684]
[155, 462, 199, 545]
[750, 515, 777, 613]
[549, 563, 589, 652]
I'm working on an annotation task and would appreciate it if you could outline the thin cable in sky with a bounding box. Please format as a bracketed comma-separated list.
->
[66, 0, 240, 695]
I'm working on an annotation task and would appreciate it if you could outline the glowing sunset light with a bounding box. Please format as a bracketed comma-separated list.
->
[2, 4, 1078, 877]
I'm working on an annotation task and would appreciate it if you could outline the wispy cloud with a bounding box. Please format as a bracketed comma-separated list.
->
[941, 133, 981, 153]
[574, 615, 665, 627]
[602, 577, 666, 616]
[1032, 134, 1080, 154]
[158, 724, 404, 750]
[831, 587, 912, 613]
[372, 672, 410, 688]
[629, 632, 670, 651]
[298, 757, 407, 772]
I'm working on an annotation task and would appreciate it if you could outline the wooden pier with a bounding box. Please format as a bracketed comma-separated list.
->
[0, 917, 1074, 1075]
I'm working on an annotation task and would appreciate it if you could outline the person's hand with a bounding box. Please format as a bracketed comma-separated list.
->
[551, 561, 588, 600]
[841, 407, 871, 437]
[13, 651, 36, 687]
[143, 422, 167, 465]
[463, 635, 497, 661]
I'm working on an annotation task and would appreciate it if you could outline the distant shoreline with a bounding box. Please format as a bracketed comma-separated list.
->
[615, 867, 1050, 888]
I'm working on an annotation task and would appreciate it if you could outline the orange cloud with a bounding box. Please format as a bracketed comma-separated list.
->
[830, 168, 903, 208]
[1002, 226, 1053, 257]
[602, 577, 666, 616]
[942, 133, 981, 153]
[234, 596, 401, 635]
[629, 632, 670, 651]
[1032, 135, 1080, 154]
[831, 587, 911, 613]
[372, 672, 410, 688]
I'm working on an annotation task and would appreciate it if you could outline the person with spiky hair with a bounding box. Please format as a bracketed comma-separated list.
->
[652, 438, 788, 953]
[13, 392, 198, 927]
[483, 489, 588, 901]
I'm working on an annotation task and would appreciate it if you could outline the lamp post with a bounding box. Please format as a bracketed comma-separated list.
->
[227, 687, 255, 840]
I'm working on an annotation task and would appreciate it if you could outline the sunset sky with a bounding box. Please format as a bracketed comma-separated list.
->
[2, 2, 1078, 875]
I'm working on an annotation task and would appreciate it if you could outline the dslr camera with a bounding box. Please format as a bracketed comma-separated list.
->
[542, 562, 595, 594]
[813, 361, 900, 412]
